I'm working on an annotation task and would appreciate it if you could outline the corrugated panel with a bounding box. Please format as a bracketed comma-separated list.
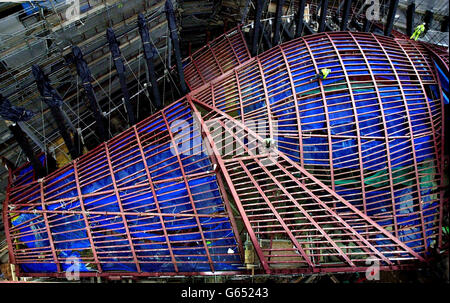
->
[190, 31, 445, 256]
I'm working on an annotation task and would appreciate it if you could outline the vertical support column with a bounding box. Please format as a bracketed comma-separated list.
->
[273, 0, 285, 45]
[318, 0, 329, 32]
[137, 14, 162, 110]
[340, 0, 352, 31]
[406, 1, 415, 37]
[165, 0, 188, 95]
[384, 0, 399, 36]
[252, 0, 264, 56]
[295, 0, 306, 37]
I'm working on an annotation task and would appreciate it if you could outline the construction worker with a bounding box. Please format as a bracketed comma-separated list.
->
[313, 68, 331, 81]
[411, 23, 426, 41]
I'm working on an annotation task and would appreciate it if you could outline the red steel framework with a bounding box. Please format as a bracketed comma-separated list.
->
[189, 30, 447, 261]
[3, 100, 245, 278]
[3, 27, 448, 278]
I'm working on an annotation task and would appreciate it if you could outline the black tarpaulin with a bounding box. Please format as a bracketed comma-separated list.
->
[137, 13, 162, 109]
[32, 65, 79, 159]
[106, 27, 136, 125]
[72, 46, 108, 142]
[32, 65, 63, 107]
[0, 94, 34, 122]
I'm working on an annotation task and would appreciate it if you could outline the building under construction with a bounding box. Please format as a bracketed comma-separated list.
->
[0, 0, 448, 283]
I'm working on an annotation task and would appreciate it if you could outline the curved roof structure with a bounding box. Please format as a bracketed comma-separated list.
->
[3, 27, 448, 278]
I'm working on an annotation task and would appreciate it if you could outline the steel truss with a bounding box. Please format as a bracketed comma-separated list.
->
[3, 26, 448, 278]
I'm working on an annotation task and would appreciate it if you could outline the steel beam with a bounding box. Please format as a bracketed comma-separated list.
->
[16, 122, 45, 152]
[406, 2, 415, 37]
[251, 0, 264, 56]
[50, 105, 78, 159]
[106, 28, 136, 126]
[4, 27, 444, 279]
[340, 0, 352, 31]
[384, 0, 399, 36]
[318, 0, 329, 32]
[295, 0, 306, 37]
[165, 0, 188, 95]
[72, 46, 108, 142]
[137, 14, 162, 110]
[273, 0, 285, 45]
[32, 65, 79, 159]
[424, 10, 433, 34]
[282, 23, 294, 40]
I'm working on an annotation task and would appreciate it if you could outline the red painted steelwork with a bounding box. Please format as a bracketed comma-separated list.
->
[3, 27, 447, 278]
[189, 31, 446, 259]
